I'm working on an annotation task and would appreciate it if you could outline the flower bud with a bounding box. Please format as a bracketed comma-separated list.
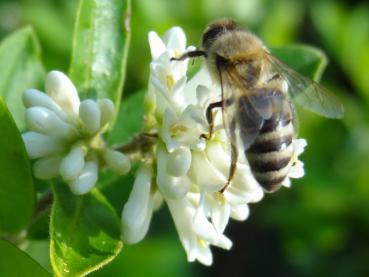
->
[98, 99, 115, 127]
[104, 149, 130, 175]
[79, 100, 101, 134]
[59, 146, 85, 182]
[122, 166, 154, 244]
[25, 107, 77, 139]
[156, 146, 191, 199]
[69, 160, 98, 195]
[22, 132, 65, 159]
[45, 71, 80, 115]
[23, 89, 66, 119]
[230, 204, 249, 221]
[166, 147, 191, 177]
[33, 156, 62, 179]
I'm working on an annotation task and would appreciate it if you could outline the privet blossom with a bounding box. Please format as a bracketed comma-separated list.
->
[22, 71, 130, 195]
[21, 26, 307, 266]
[121, 27, 307, 265]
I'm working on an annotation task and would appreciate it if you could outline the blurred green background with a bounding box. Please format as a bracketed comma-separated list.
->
[1, 0, 369, 276]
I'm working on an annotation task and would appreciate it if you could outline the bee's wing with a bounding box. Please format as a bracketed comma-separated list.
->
[266, 53, 344, 119]
[219, 65, 286, 150]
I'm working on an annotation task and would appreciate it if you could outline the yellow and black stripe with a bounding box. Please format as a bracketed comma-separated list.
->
[245, 102, 294, 192]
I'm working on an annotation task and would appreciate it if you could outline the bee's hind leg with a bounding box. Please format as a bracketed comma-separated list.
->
[200, 101, 223, 140]
[220, 143, 238, 194]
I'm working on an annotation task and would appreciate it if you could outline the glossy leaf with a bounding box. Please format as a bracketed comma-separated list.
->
[271, 44, 328, 81]
[0, 240, 51, 277]
[69, 0, 131, 110]
[50, 184, 122, 277]
[0, 99, 35, 234]
[107, 90, 145, 145]
[90, 238, 191, 277]
[0, 26, 45, 130]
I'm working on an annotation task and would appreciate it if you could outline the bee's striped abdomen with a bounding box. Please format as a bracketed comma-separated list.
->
[246, 106, 294, 192]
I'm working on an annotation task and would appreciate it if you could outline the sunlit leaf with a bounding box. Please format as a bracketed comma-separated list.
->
[0, 240, 50, 276]
[0, 26, 45, 130]
[50, 184, 122, 277]
[90, 238, 191, 277]
[69, 0, 131, 112]
[0, 99, 35, 235]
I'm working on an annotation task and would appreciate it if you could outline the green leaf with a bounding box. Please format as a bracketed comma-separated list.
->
[69, 0, 131, 109]
[271, 44, 328, 81]
[0, 26, 45, 130]
[0, 99, 35, 235]
[0, 240, 51, 277]
[90, 237, 192, 277]
[50, 184, 123, 277]
[107, 90, 145, 145]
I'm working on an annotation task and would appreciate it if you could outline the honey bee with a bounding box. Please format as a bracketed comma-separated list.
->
[172, 19, 344, 193]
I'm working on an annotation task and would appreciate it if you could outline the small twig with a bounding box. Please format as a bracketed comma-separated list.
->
[115, 132, 158, 160]
[29, 190, 53, 226]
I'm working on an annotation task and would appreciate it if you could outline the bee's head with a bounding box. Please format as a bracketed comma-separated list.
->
[201, 19, 240, 50]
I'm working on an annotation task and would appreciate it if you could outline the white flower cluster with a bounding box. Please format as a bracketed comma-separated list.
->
[121, 27, 307, 265]
[22, 71, 130, 195]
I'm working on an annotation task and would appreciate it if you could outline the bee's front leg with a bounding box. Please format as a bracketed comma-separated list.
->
[170, 50, 207, 61]
[200, 101, 223, 140]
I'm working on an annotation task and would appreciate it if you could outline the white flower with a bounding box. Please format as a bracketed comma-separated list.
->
[121, 27, 307, 265]
[22, 71, 131, 195]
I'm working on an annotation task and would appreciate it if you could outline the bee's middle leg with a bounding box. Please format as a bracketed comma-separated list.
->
[220, 143, 238, 193]
[200, 101, 223, 140]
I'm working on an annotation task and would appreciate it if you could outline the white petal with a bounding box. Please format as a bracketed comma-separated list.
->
[193, 200, 231, 250]
[230, 204, 250, 221]
[188, 150, 226, 192]
[166, 198, 197, 259]
[45, 71, 80, 115]
[122, 165, 154, 244]
[98, 98, 115, 127]
[166, 147, 191, 177]
[162, 27, 186, 52]
[69, 160, 98, 195]
[161, 109, 180, 152]
[104, 149, 131, 175]
[205, 141, 231, 176]
[282, 177, 291, 188]
[22, 132, 65, 159]
[293, 138, 307, 156]
[23, 89, 66, 119]
[288, 160, 305, 179]
[185, 67, 218, 105]
[210, 198, 231, 233]
[59, 146, 85, 182]
[25, 107, 77, 139]
[79, 99, 101, 134]
[33, 155, 62, 179]
[196, 85, 212, 107]
[156, 146, 191, 199]
[148, 31, 166, 60]
[193, 243, 213, 266]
